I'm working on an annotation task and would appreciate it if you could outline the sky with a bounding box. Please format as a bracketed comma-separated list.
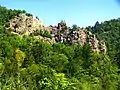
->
[0, 0, 120, 27]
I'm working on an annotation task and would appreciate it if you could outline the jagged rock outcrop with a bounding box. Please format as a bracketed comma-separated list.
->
[6, 13, 44, 35]
[49, 21, 107, 53]
[6, 14, 107, 53]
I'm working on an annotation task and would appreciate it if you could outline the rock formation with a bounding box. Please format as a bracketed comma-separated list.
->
[6, 13, 44, 35]
[49, 21, 107, 53]
[6, 14, 107, 53]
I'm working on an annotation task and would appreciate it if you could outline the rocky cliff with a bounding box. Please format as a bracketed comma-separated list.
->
[6, 13, 44, 35]
[49, 22, 106, 53]
[6, 14, 107, 53]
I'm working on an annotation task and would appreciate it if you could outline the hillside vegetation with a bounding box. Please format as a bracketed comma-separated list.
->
[0, 6, 120, 90]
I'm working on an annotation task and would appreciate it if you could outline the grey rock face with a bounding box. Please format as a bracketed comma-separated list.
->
[7, 14, 44, 35]
[6, 14, 107, 53]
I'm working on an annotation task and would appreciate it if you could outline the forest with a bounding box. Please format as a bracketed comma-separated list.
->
[0, 6, 120, 90]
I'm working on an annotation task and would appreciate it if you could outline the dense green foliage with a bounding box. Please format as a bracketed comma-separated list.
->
[0, 6, 120, 90]
[86, 20, 120, 65]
